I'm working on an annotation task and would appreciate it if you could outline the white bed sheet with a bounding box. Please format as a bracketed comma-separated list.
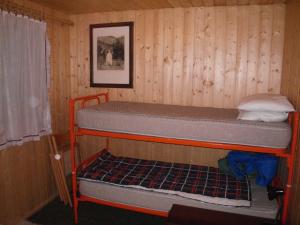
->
[79, 179, 278, 219]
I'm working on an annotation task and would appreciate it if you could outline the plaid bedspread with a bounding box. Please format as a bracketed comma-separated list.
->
[78, 150, 251, 204]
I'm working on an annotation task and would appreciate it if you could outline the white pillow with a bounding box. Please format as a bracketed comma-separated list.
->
[237, 110, 289, 122]
[237, 94, 295, 112]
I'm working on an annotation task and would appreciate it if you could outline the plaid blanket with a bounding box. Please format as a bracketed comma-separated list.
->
[78, 150, 251, 206]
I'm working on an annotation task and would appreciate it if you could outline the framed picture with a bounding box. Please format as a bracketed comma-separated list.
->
[90, 22, 133, 88]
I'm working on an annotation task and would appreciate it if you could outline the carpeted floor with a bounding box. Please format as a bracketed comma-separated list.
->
[28, 198, 166, 225]
[17, 221, 40, 225]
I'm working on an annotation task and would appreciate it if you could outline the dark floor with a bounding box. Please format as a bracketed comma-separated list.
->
[29, 198, 166, 225]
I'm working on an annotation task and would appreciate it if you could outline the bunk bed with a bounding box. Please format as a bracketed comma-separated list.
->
[69, 92, 299, 225]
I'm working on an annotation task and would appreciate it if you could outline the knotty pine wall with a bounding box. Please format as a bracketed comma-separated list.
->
[281, 0, 300, 224]
[0, 1, 71, 224]
[70, 4, 286, 166]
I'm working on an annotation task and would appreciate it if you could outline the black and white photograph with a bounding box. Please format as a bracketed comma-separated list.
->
[97, 36, 124, 70]
[90, 22, 133, 88]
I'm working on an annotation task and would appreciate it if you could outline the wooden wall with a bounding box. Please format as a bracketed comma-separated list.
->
[281, 0, 300, 224]
[29, 0, 287, 14]
[0, 1, 71, 224]
[70, 4, 286, 166]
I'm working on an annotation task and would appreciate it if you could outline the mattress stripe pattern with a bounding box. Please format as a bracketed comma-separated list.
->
[78, 150, 251, 206]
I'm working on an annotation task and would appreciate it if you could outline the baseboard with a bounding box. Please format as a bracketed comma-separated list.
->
[16, 193, 59, 225]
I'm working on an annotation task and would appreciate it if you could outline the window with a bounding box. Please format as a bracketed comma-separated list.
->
[0, 11, 51, 150]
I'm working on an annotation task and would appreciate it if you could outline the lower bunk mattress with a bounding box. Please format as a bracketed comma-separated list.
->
[77, 150, 278, 219]
[76, 101, 291, 149]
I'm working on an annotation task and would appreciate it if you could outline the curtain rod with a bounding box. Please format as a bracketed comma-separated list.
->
[0, 1, 73, 26]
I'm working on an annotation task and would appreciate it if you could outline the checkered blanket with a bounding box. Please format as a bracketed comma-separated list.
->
[78, 150, 251, 206]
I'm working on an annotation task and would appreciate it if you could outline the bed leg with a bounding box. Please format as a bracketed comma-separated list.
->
[74, 197, 79, 224]
[281, 112, 299, 225]
[281, 184, 291, 225]
[70, 98, 79, 224]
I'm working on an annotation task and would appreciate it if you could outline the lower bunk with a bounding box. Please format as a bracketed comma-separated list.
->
[77, 149, 278, 221]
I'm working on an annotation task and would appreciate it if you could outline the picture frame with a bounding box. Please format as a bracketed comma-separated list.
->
[90, 22, 133, 88]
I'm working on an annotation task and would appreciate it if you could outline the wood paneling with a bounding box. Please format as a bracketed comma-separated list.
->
[0, 1, 71, 224]
[29, 0, 286, 14]
[48, 21, 71, 133]
[70, 4, 285, 166]
[280, 0, 300, 224]
[0, 137, 56, 225]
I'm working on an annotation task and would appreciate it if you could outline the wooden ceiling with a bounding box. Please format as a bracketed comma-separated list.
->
[30, 0, 286, 14]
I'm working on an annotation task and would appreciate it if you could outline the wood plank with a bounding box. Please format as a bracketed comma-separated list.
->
[214, 0, 227, 6]
[235, 6, 249, 105]
[152, 9, 165, 104]
[182, 8, 195, 106]
[144, 10, 155, 103]
[192, 7, 205, 106]
[246, 5, 260, 96]
[257, 5, 273, 93]
[172, 8, 184, 105]
[120, 10, 137, 102]
[134, 10, 146, 102]
[224, 6, 237, 107]
[269, 4, 285, 94]
[28, 0, 287, 14]
[162, 8, 175, 104]
[226, 0, 239, 5]
[213, 6, 226, 107]
[202, 7, 216, 107]
[237, 0, 250, 5]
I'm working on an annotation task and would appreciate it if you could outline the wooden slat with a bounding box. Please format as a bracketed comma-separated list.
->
[49, 153, 65, 202]
[224, 6, 238, 107]
[152, 9, 164, 103]
[172, 8, 184, 105]
[192, 7, 205, 106]
[162, 8, 174, 104]
[29, 0, 286, 14]
[226, 0, 239, 5]
[144, 10, 155, 103]
[269, 4, 285, 94]
[246, 5, 260, 96]
[182, 8, 195, 106]
[214, 0, 228, 6]
[0, 137, 57, 225]
[134, 10, 146, 102]
[213, 7, 226, 107]
[235, 6, 249, 105]
[237, 0, 250, 4]
[50, 135, 72, 207]
[257, 5, 273, 93]
[202, 7, 216, 107]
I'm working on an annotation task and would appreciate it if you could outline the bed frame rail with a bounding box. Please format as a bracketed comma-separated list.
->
[69, 93, 299, 225]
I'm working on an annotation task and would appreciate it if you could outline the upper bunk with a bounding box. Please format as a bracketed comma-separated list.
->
[76, 100, 291, 148]
[70, 92, 299, 157]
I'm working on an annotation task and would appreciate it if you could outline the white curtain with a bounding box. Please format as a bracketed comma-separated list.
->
[0, 11, 51, 150]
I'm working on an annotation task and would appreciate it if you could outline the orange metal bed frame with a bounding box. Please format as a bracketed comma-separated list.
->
[69, 93, 299, 225]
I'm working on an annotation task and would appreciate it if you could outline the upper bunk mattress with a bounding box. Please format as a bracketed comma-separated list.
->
[76, 101, 292, 149]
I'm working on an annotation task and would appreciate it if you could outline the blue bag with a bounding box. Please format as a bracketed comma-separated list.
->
[227, 151, 278, 186]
